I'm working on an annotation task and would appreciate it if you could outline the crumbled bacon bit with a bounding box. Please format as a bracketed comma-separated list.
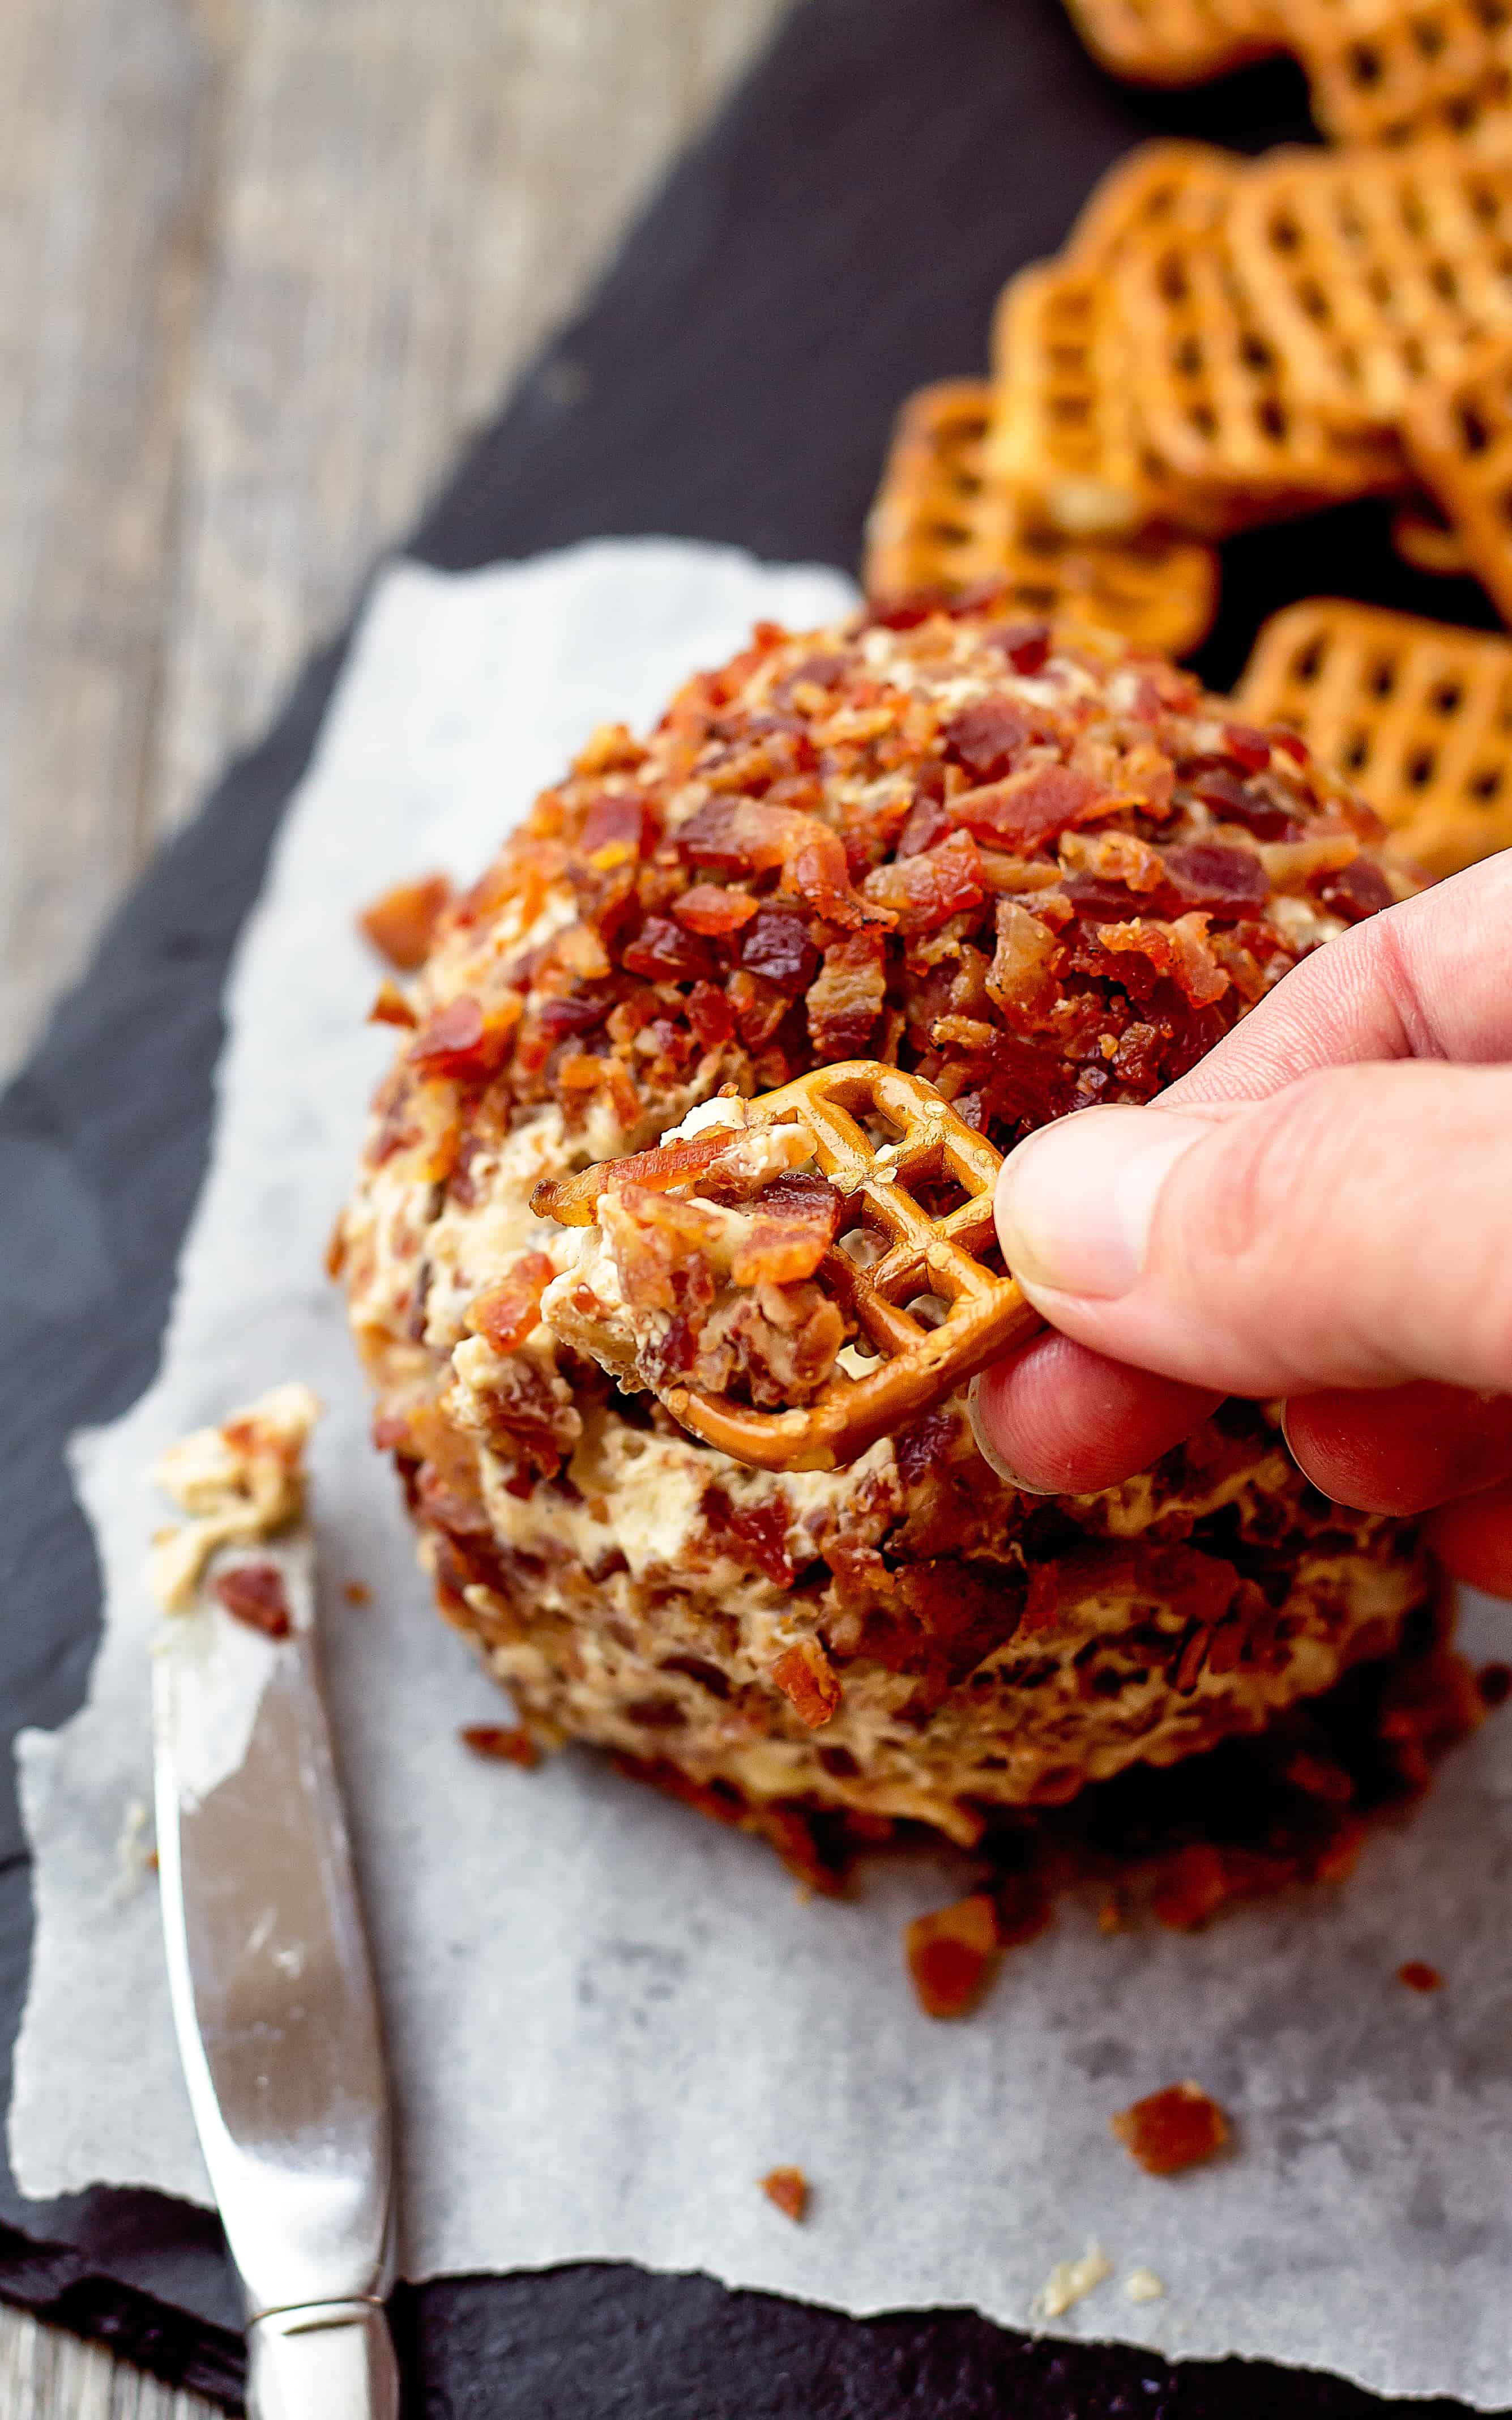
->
[1398, 1960, 1443, 1992]
[738, 907, 820, 990]
[623, 915, 714, 983]
[904, 1892, 1000, 2018]
[1096, 913, 1228, 1009]
[942, 697, 1037, 782]
[358, 873, 453, 970]
[771, 1637, 843, 1728]
[1149, 1842, 1230, 1929]
[368, 979, 418, 1028]
[987, 897, 1062, 1024]
[409, 994, 519, 1082]
[674, 883, 760, 936]
[573, 721, 648, 777]
[579, 790, 653, 866]
[702, 1488, 794, 1586]
[1220, 721, 1274, 775]
[1112, 2082, 1229, 2175]
[863, 830, 986, 936]
[533, 1128, 736, 1225]
[761, 2166, 809, 2222]
[949, 762, 1103, 851]
[1284, 1751, 1355, 1807]
[808, 930, 887, 1056]
[989, 619, 1052, 674]
[679, 796, 891, 932]
[729, 1170, 843, 1286]
[1163, 841, 1268, 917]
[469, 1252, 557, 1353]
[460, 1723, 539, 1768]
[212, 1561, 292, 1638]
[1320, 855, 1394, 924]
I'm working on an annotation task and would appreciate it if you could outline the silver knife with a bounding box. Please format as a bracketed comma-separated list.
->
[153, 1526, 399, 2420]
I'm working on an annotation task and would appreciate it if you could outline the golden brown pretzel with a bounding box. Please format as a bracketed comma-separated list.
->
[537, 1063, 1044, 1474]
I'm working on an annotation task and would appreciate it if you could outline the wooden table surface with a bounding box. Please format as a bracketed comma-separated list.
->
[0, 0, 786, 2407]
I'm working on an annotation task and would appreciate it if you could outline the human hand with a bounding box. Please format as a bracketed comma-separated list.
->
[969, 851, 1512, 1596]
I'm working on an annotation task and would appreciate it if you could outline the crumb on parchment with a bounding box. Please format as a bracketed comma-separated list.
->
[460, 1724, 539, 1769]
[113, 1796, 156, 1901]
[148, 1382, 320, 1613]
[761, 2166, 809, 2222]
[1125, 2267, 1167, 2304]
[1032, 2243, 1112, 2323]
[1399, 1960, 1443, 1992]
[904, 1893, 1001, 2019]
[1112, 2082, 1229, 2175]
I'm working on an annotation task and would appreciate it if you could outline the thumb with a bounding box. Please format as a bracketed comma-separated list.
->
[993, 1061, 1512, 1399]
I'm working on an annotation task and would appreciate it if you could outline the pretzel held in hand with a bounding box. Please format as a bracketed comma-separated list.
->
[533, 1063, 1043, 1473]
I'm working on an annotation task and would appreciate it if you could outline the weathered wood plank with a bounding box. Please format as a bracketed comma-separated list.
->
[0, 2302, 220, 2420]
[147, 0, 788, 844]
[0, 0, 236, 1079]
[0, 0, 788, 1080]
[2, 0, 786, 2401]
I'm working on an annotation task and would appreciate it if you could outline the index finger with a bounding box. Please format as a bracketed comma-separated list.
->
[1159, 851, 1512, 1115]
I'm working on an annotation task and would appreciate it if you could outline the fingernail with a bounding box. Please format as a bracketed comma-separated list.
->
[995, 1105, 1208, 1301]
[966, 1373, 1053, 1494]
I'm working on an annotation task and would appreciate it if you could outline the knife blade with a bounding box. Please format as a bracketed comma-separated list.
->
[153, 1524, 399, 2420]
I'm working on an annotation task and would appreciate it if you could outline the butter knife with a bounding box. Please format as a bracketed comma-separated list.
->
[153, 1527, 399, 2420]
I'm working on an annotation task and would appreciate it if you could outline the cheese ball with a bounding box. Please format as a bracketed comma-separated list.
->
[336, 596, 1429, 1867]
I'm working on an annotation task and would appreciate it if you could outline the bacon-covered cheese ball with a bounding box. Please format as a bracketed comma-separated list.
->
[336, 596, 1428, 1871]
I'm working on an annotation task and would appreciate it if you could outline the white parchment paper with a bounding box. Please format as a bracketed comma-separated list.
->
[12, 540, 1512, 2407]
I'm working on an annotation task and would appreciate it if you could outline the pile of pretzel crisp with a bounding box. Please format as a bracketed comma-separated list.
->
[865, 100, 1512, 883]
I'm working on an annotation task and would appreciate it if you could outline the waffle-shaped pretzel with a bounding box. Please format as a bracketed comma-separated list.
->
[864, 381, 1020, 597]
[1065, 139, 1240, 270]
[1391, 499, 1475, 576]
[542, 1063, 1044, 1474]
[1235, 598, 1512, 875]
[1404, 331, 1512, 621]
[864, 380, 1219, 656]
[1293, 0, 1512, 146]
[1058, 0, 1512, 146]
[988, 262, 1182, 536]
[1227, 142, 1512, 435]
[1118, 195, 1406, 509]
[1060, 0, 1278, 85]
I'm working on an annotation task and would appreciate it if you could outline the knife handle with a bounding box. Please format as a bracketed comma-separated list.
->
[246, 2300, 399, 2420]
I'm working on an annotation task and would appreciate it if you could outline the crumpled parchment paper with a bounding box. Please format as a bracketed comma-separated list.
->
[12, 540, 1512, 2406]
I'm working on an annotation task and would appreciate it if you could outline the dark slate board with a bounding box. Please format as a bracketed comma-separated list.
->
[1, 1, 1501, 2410]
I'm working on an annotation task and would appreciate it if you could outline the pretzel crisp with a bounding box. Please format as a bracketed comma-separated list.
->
[1404, 330, 1512, 621]
[1063, 139, 1241, 269]
[1295, 0, 1512, 146]
[1235, 597, 1512, 875]
[1227, 142, 1512, 435]
[862, 380, 1218, 655]
[1059, 0, 1278, 86]
[1117, 185, 1406, 512]
[1058, 0, 1512, 147]
[988, 261, 1180, 536]
[536, 1063, 1044, 1475]
[1391, 498, 1475, 576]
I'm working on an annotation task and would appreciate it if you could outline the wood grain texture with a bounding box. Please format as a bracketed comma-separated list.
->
[0, 0, 786, 2402]
[0, 2304, 220, 2420]
[0, 0, 788, 1081]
